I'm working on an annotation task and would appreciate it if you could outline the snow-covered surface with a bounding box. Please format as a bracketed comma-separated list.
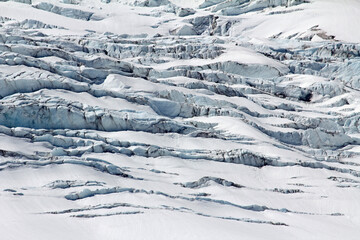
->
[1, 0, 360, 239]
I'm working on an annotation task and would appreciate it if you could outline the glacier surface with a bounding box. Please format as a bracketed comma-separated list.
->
[1, 0, 360, 239]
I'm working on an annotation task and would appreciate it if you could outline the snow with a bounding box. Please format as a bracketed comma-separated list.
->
[1, 0, 360, 239]
[231, 0, 360, 43]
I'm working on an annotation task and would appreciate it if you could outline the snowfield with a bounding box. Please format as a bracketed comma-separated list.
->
[1, 0, 360, 239]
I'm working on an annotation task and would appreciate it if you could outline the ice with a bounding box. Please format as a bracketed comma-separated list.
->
[1, 0, 360, 239]
[33, 2, 102, 21]
[170, 24, 198, 36]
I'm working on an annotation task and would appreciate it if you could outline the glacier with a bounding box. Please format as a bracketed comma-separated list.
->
[1, 0, 360, 239]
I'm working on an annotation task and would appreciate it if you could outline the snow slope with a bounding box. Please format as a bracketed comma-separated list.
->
[1, 0, 360, 239]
